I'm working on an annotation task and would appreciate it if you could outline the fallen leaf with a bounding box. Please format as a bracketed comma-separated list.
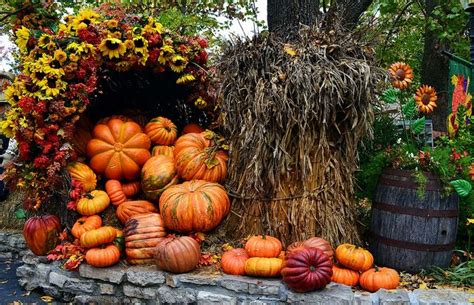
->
[0, 280, 8, 284]
[41, 296, 54, 302]
[22, 291, 31, 297]
[283, 44, 297, 56]
[419, 282, 428, 290]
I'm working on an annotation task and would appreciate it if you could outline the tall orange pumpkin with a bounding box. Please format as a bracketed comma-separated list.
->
[159, 180, 230, 233]
[122, 181, 141, 197]
[174, 132, 228, 183]
[67, 162, 97, 192]
[145, 117, 177, 146]
[141, 155, 178, 201]
[71, 215, 102, 239]
[23, 215, 61, 256]
[87, 118, 151, 180]
[116, 200, 158, 224]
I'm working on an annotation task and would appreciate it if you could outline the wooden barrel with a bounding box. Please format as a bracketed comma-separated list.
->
[369, 168, 458, 273]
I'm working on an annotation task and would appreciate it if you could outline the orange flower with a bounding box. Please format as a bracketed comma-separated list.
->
[389, 62, 414, 90]
[469, 163, 474, 181]
[415, 85, 437, 114]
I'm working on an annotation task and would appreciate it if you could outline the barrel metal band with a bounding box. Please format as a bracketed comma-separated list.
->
[379, 177, 441, 191]
[383, 168, 438, 180]
[370, 232, 455, 252]
[373, 202, 459, 218]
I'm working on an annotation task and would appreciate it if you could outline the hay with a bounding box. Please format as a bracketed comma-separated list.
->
[219, 21, 385, 246]
[0, 191, 25, 230]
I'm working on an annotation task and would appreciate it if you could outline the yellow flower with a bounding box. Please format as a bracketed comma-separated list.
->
[143, 17, 163, 34]
[195, 97, 207, 109]
[389, 62, 414, 90]
[38, 77, 66, 97]
[99, 38, 127, 59]
[415, 85, 437, 114]
[115, 61, 132, 72]
[30, 70, 47, 85]
[467, 218, 474, 226]
[38, 54, 64, 78]
[19, 117, 28, 128]
[72, 8, 99, 30]
[169, 55, 187, 73]
[158, 44, 175, 64]
[125, 40, 134, 50]
[106, 19, 119, 28]
[70, 53, 79, 62]
[54, 49, 67, 64]
[15, 26, 30, 53]
[176, 74, 196, 84]
[111, 31, 122, 39]
[133, 36, 148, 55]
[38, 34, 53, 49]
[3, 85, 18, 105]
[66, 42, 95, 57]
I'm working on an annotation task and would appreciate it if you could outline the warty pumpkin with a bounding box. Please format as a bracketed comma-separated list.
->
[116, 200, 158, 224]
[76, 190, 110, 216]
[244, 257, 283, 278]
[159, 180, 230, 233]
[80, 226, 117, 248]
[141, 155, 178, 201]
[85, 244, 121, 268]
[359, 267, 400, 292]
[221, 248, 249, 276]
[67, 162, 97, 192]
[145, 117, 177, 146]
[331, 265, 360, 287]
[335, 243, 374, 272]
[245, 235, 282, 258]
[71, 215, 102, 239]
[23, 215, 61, 256]
[287, 237, 334, 260]
[154, 236, 201, 273]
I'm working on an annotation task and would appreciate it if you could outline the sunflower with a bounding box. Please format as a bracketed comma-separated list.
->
[38, 34, 53, 49]
[66, 42, 95, 57]
[133, 36, 148, 55]
[158, 45, 175, 64]
[37, 55, 64, 78]
[15, 26, 30, 53]
[143, 17, 163, 34]
[72, 8, 99, 30]
[195, 97, 207, 109]
[115, 61, 132, 72]
[106, 19, 119, 29]
[415, 85, 437, 114]
[176, 74, 196, 84]
[54, 49, 67, 64]
[389, 62, 414, 90]
[169, 55, 187, 73]
[38, 77, 67, 97]
[99, 38, 127, 59]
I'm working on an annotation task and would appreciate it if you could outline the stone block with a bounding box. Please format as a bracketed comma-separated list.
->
[123, 284, 157, 299]
[49, 271, 69, 288]
[286, 283, 354, 304]
[196, 290, 237, 305]
[126, 265, 166, 286]
[178, 272, 220, 286]
[378, 289, 410, 305]
[63, 278, 96, 294]
[7, 234, 26, 248]
[157, 286, 196, 304]
[79, 263, 126, 284]
[354, 291, 376, 305]
[248, 280, 283, 296]
[414, 288, 474, 305]
[22, 252, 49, 265]
[99, 283, 116, 295]
[75, 295, 124, 305]
[0, 252, 12, 259]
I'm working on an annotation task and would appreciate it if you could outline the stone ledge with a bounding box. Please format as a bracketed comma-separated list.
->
[0, 232, 27, 260]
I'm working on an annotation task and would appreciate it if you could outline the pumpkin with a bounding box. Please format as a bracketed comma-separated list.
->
[125, 213, 167, 265]
[67, 162, 97, 192]
[70, 116, 92, 157]
[141, 155, 178, 200]
[244, 257, 283, 278]
[281, 247, 333, 292]
[154, 236, 201, 273]
[97, 115, 133, 124]
[152, 145, 174, 158]
[85, 244, 121, 268]
[105, 180, 127, 206]
[221, 248, 249, 276]
[122, 181, 141, 197]
[145, 117, 177, 146]
[335, 244, 374, 272]
[23, 215, 61, 256]
[182, 123, 205, 134]
[159, 180, 230, 233]
[87, 118, 151, 180]
[71, 215, 102, 239]
[287, 237, 334, 260]
[80, 226, 117, 248]
[359, 267, 400, 292]
[116, 200, 158, 224]
[174, 132, 228, 183]
[245, 235, 282, 258]
[76, 190, 110, 216]
[331, 265, 360, 287]
[113, 227, 125, 252]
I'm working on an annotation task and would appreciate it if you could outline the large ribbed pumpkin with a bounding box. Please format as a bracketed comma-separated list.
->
[182, 123, 205, 135]
[287, 237, 334, 260]
[154, 236, 201, 273]
[141, 155, 178, 201]
[145, 117, 177, 146]
[87, 118, 151, 180]
[125, 213, 167, 265]
[174, 132, 228, 183]
[23, 215, 61, 256]
[116, 200, 158, 224]
[67, 162, 97, 192]
[159, 180, 230, 233]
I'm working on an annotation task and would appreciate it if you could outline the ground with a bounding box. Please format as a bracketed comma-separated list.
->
[0, 258, 45, 304]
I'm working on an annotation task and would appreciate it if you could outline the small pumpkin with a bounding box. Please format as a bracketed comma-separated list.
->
[80, 226, 117, 248]
[154, 236, 201, 273]
[152, 145, 174, 158]
[287, 237, 334, 260]
[67, 162, 97, 192]
[359, 267, 400, 292]
[159, 180, 230, 233]
[105, 180, 127, 206]
[116, 200, 158, 224]
[221, 248, 249, 276]
[335, 244, 374, 272]
[85, 244, 121, 268]
[245, 235, 282, 258]
[331, 265, 360, 287]
[76, 190, 110, 216]
[122, 181, 141, 197]
[281, 247, 333, 292]
[141, 155, 178, 200]
[71, 215, 102, 239]
[145, 117, 178, 146]
[244, 257, 283, 278]
[23, 215, 61, 256]
[182, 123, 205, 134]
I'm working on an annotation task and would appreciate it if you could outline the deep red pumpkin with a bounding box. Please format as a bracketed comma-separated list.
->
[281, 247, 333, 293]
[23, 215, 61, 256]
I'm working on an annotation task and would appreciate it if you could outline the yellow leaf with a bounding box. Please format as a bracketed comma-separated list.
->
[468, 298, 474, 303]
[419, 283, 428, 290]
[284, 44, 297, 56]
[41, 296, 54, 302]
[467, 218, 474, 225]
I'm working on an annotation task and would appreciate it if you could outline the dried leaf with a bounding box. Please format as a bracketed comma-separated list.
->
[41, 296, 54, 303]
[283, 44, 297, 56]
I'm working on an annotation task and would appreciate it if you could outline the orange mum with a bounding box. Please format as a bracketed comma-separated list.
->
[389, 62, 414, 90]
[415, 85, 438, 114]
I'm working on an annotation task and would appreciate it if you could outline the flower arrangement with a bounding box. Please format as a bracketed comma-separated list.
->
[1, 5, 215, 210]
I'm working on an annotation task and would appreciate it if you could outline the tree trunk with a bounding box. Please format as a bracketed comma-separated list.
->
[421, 0, 449, 132]
[330, 0, 374, 28]
[267, 0, 319, 33]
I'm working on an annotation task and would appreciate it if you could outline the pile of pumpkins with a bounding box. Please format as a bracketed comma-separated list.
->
[222, 235, 400, 293]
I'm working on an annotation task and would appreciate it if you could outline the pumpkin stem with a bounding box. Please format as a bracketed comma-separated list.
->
[85, 193, 94, 199]
[374, 265, 379, 272]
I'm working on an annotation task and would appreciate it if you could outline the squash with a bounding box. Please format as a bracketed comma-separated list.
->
[67, 162, 97, 192]
[85, 245, 121, 268]
[105, 180, 127, 206]
[182, 123, 205, 135]
[359, 267, 400, 292]
[154, 236, 201, 273]
[23, 215, 61, 256]
[331, 265, 360, 287]
[122, 181, 141, 197]
[145, 117, 177, 146]
[244, 257, 283, 278]
[221, 248, 249, 276]
[76, 190, 110, 216]
[116, 200, 158, 224]
[80, 226, 117, 248]
[245, 235, 282, 258]
[141, 155, 178, 201]
[151, 145, 174, 158]
[71, 215, 102, 239]
[335, 243, 374, 272]
[287, 237, 334, 260]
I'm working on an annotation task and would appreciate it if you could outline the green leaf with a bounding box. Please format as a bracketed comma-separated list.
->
[15, 209, 26, 220]
[411, 117, 426, 134]
[450, 180, 473, 197]
[380, 88, 399, 104]
[402, 97, 416, 119]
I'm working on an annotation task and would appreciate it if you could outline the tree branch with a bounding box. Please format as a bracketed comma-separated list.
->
[330, 0, 374, 28]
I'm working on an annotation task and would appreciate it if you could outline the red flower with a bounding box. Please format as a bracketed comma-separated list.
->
[77, 27, 100, 44]
[195, 37, 208, 48]
[18, 96, 35, 112]
[147, 33, 161, 47]
[451, 149, 462, 161]
[33, 156, 50, 168]
[148, 49, 160, 63]
[18, 141, 30, 159]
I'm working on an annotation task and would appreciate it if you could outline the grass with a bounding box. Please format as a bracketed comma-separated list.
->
[422, 259, 474, 287]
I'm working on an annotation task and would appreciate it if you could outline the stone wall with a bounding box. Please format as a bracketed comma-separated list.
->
[0, 231, 28, 260]
[17, 251, 474, 305]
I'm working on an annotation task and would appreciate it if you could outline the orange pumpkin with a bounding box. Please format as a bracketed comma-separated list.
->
[287, 237, 334, 260]
[182, 123, 205, 135]
[23, 215, 61, 256]
[116, 200, 158, 224]
[159, 180, 230, 233]
[71, 215, 102, 239]
[125, 213, 167, 265]
[359, 267, 400, 292]
[221, 248, 249, 275]
[87, 118, 151, 180]
[80, 226, 117, 248]
[141, 155, 178, 201]
[105, 180, 127, 206]
[76, 190, 110, 216]
[113, 227, 125, 252]
[85, 245, 121, 268]
[122, 181, 141, 197]
[154, 236, 201, 273]
[244, 257, 283, 278]
[335, 244, 374, 272]
[245, 235, 282, 258]
[145, 117, 177, 146]
[97, 115, 134, 124]
[67, 162, 97, 192]
[152, 145, 174, 158]
[174, 132, 228, 183]
[331, 265, 360, 287]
